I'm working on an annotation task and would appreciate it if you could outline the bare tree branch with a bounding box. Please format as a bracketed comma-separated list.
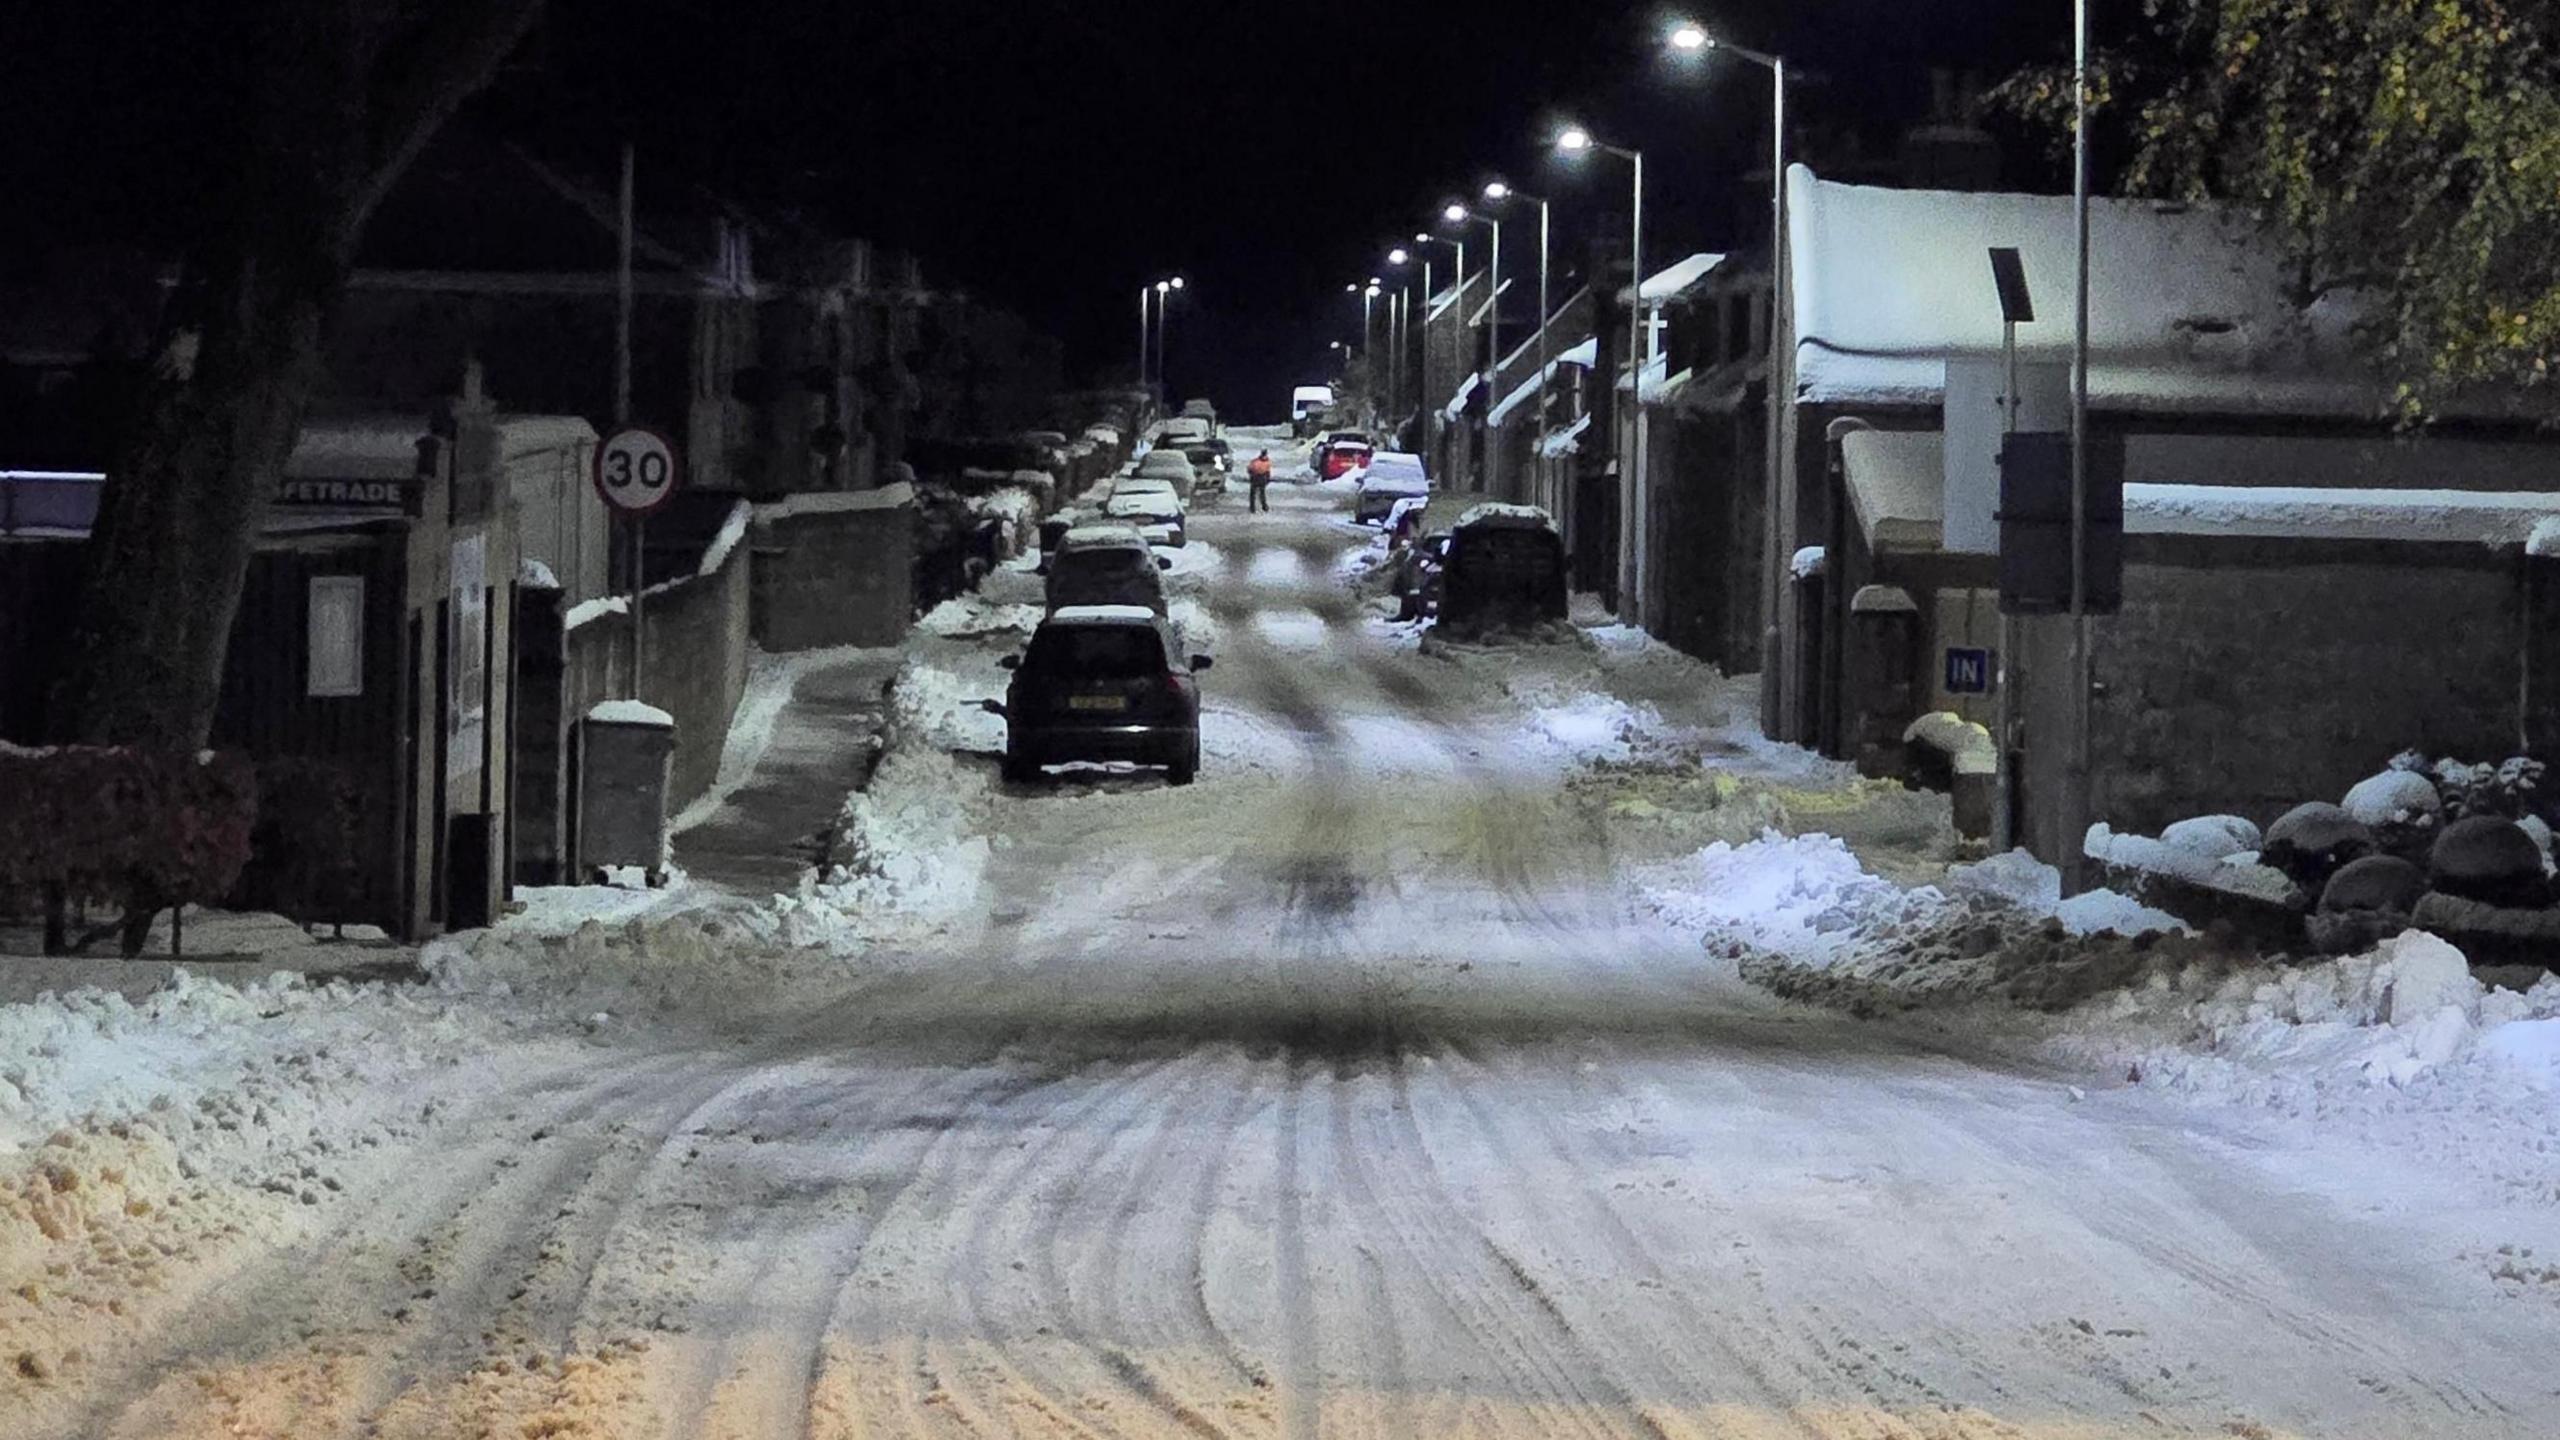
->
[351, 0, 545, 231]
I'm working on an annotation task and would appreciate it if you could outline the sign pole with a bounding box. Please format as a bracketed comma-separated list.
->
[617, 142, 642, 702]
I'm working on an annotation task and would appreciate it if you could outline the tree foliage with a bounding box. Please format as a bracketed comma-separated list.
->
[1993, 0, 2560, 418]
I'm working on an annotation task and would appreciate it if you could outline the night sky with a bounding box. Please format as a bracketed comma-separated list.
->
[4, 1, 2074, 419]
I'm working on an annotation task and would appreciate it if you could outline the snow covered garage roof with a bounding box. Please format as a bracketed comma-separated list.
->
[1616, 252, 1726, 307]
[1785, 167, 2444, 418]
[1839, 428, 2560, 551]
[1839, 430, 1945, 553]
[1489, 338, 1600, 427]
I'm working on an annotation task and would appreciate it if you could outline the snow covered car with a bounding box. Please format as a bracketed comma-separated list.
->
[1351, 451, 1430, 524]
[1044, 525, 1171, 616]
[989, 606, 1210, 784]
[1437, 503, 1567, 630]
[1178, 398, 1218, 431]
[1101, 480, 1188, 547]
[1175, 437, 1231, 493]
[1131, 448, 1199, 499]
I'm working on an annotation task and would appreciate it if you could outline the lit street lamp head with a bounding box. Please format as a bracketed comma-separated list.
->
[1556, 126, 1593, 153]
[1170, 276, 1185, 289]
[1482, 181, 1510, 201]
[1669, 22, 1710, 51]
[1442, 203, 1468, 224]
[1388, 247, 1410, 265]
[1155, 280, 1170, 293]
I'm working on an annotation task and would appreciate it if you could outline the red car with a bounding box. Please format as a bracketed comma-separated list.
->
[1316, 434, 1373, 480]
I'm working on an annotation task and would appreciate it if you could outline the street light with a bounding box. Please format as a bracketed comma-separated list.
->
[1442, 202, 1504, 494]
[1409, 231, 1466, 463]
[1556, 123, 1646, 617]
[1665, 20, 1788, 689]
[1482, 178, 1554, 513]
[1148, 276, 1186, 398]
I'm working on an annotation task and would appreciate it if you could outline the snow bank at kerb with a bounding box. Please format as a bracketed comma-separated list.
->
[1650, 829, 2560, 1108]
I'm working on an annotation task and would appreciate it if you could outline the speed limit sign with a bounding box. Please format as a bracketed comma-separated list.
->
[592, 426, 682, 515]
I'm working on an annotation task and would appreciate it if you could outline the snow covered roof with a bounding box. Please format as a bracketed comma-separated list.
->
[1540, 412, 1593, 459]
[1489, 338, 1601, 428]
[1426, 271, 1484, 323]
[1839, 430, 1945, 553]
[1840, 427, 2560, 551]
[1441, 372, 1482, 423]
[1465, 277, 1513, 328]
[1494, 286, 1590, 373]
[1785, 166, 2421, 417]
[1049, 603, 1161, 624]
[1616, 252, 1727, 307]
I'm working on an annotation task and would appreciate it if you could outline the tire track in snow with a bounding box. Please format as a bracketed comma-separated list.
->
[76, 1045, 713, 1440]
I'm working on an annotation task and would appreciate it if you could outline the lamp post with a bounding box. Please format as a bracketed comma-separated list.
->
[1443, 202, 1503, 493]
[1138, 283, 1152, 391]
[1670, 21, 1790, 721]
[1155, 276, 1185, 400]
[1557, 124, 1645, 618]
[1411, 232, 1465, 464]
[1483, 180, 1552, 510]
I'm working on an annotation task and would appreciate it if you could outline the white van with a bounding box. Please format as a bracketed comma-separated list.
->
[1290, 385, 1334, 422]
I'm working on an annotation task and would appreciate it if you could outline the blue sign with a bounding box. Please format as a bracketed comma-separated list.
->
[1945, 647, 1994, 695]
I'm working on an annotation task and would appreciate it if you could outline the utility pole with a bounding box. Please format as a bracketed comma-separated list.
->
[2066, 0, 2095, 890]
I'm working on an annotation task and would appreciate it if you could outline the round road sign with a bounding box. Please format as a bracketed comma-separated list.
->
[593, 427, 682, 515]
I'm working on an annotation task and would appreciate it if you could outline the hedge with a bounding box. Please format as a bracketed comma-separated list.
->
[0, 743, 259, 955]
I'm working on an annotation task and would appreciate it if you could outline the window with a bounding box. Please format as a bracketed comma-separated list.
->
[306, 576, 365, 697]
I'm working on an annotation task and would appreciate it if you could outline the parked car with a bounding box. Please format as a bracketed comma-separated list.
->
[989, 606, 1210, 784]
[1178, 398, 1218, 431]
[1131, 448, 1199, 498]
[1291, 385, 1335, 425]
[1044, 524, 1172, 615]
[1314, 431, 1374, 480]
[1102, 480, 1188, 547]
[1177, 437, 1231, 493]
[1352, 450, 1430, 524]
[1438, 503, 1568, 632]
[1154, 416, 1212, 450]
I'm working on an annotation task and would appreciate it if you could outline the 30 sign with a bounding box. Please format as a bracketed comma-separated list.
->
[592, 427, 682, 515]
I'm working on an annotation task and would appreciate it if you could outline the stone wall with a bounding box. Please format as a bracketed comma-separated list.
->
[2039, 539, 2560, 846]
[565, 545, 753, 819]
[749, 484, 917, 653]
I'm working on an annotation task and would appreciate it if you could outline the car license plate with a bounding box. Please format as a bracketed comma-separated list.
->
[1068, 695, 1127, 712]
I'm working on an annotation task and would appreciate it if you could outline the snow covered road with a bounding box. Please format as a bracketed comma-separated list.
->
[21, 461, 2560, 1438]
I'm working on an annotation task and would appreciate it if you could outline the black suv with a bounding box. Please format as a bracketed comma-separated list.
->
[989, 607, 1210, 784]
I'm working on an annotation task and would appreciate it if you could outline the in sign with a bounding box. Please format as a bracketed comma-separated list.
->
[593, 427, 682, 515]
[1944, 646, 1994, 696]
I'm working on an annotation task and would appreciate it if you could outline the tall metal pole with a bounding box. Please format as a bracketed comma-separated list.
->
[1419, 256, 1434, 455]
[2067, 0, 2094, 887]
[1484, 217, 1503, 494]
[1138, 285, 1151, 391]
[1764, 58, 1788, 726]
[1536, 197, 1552, 513]
[1625, 146, 1644, 621]
[616, 142, 642, 703]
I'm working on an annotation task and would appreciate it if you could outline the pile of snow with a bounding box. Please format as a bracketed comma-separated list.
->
[2343, 767, 2442, 828]
[917, 592, 1040, 639]
[1524, 691, 1672, 766]
[1650, 831, 2203, 1014]
[586, 698, 673, 728]
[1947, 849, 2188, 937]
[2051, 931, 2560, 1098]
